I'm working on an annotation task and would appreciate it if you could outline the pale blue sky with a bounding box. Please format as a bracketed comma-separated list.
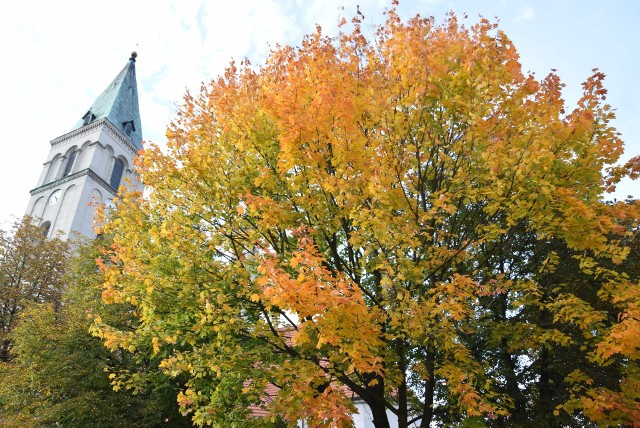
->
[1, 0, 638, 225]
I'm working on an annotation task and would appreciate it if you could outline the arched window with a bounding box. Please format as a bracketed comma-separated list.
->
[62, 150, 77, 177]
[41, 221, 51, 237]
[110, 158, 124, 190]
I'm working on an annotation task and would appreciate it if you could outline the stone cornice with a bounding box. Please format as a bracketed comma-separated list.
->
[30, 168, 117, 197]
[50, 118, 141, 156]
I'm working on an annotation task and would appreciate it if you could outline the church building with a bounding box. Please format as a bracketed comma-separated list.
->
[25, 53, 143, 239]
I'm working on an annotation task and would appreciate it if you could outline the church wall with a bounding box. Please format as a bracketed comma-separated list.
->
[51, 184, 78, 235]
[37, 154, 58, 187]
[96, 143, 115, 180]
[96, 127, 142, 193]
[38, 126, 104, 188]
[74, 140, 94, 171]
[69, 178, 109, 238]
[38, 191, 59, 228]
[29, 196, 45, 219]
[26, 122, 141, 240]
[48, 128, 101, 164]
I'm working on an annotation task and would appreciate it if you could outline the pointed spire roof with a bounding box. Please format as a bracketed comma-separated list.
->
[72, 52, 143, 149]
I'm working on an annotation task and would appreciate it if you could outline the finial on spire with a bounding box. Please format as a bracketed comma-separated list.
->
[130, 51, 137, 62]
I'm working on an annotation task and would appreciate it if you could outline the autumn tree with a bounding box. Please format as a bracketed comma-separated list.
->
[96, 6, 640, 427]
[0, 236, 194, 427]
[0, 216, 68, 361]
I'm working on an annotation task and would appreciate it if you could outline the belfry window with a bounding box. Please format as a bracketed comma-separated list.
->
[62, 150, 77, 177]
[110, 158, 124, 190]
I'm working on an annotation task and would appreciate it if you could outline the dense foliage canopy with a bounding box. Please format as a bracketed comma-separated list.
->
[0, 236, 193, 427]
[96, 6, 640, 427]
[0, 216, 68, 362]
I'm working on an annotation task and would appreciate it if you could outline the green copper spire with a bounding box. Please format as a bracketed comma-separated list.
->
[72, 52, 143, 149]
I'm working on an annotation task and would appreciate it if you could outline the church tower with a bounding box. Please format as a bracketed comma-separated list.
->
[26, 52, 143, 239]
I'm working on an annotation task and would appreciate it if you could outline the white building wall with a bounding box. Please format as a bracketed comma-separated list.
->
[26, 120, 141, 240]
[352, 401, 418, 428]
[295, 401, 418, 428]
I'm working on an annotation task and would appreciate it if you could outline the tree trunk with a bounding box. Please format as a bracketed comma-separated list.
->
[420, 348, 435, 428]
[500, 336, 525, 423]
[359, 374, 392, 428]
[396, 340, 408, 428]
[369, 401, 392, 428]
[397, 382, 408, 428]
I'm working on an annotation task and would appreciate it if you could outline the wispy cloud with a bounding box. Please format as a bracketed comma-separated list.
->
[515, 5, 536, 22]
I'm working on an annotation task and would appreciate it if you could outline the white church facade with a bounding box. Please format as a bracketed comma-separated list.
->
[26, 53, 143, 239]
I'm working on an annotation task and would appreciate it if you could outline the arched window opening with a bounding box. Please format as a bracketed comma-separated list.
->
[41, 221, 51, 237]
[110, 158, 124, 190]
[62, 150, 78, 177]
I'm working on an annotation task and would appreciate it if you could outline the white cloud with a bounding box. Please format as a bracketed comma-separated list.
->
[515, 5, 536, 22]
